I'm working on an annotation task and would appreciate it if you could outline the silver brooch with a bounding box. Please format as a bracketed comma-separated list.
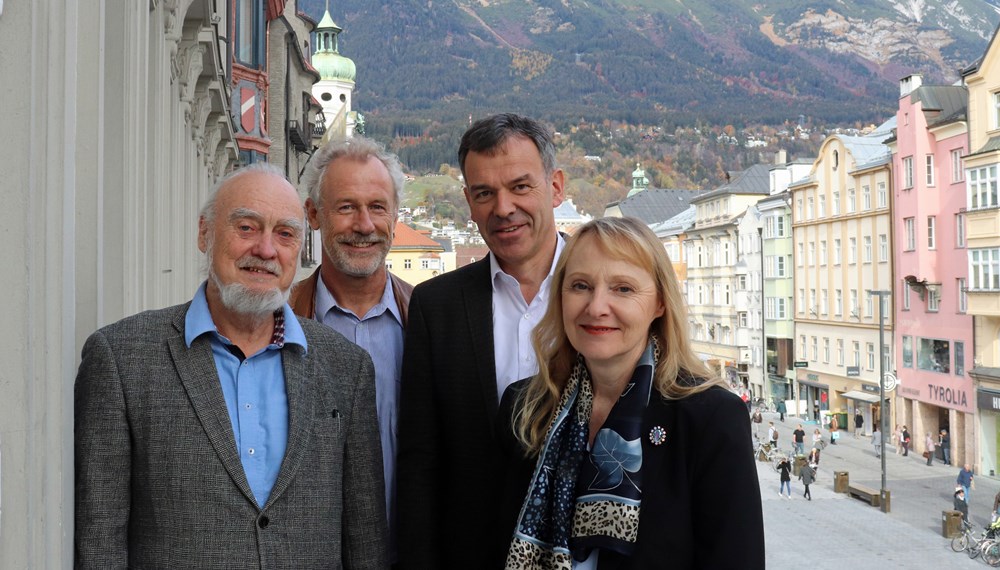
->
[649, 425, 667, 446]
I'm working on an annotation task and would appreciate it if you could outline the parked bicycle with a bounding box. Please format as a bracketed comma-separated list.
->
[951, 519, 1000, 564]
[753, 440, 785, 472]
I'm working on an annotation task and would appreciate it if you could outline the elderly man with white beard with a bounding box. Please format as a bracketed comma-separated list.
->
[74, 162, 388, 569]
[290, 136, 413, 567]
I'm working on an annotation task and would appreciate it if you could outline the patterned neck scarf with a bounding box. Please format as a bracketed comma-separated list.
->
[506, 339, 658, 569]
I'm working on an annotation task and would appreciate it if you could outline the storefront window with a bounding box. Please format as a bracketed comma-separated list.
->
[902, 336, 913, 368]
[917, 337, 950, 373]
[956, 341, 965, 376]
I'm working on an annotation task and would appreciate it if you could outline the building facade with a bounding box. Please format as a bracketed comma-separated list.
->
[0, 1, 239, 565]
[963, 31, 1000, 478]
[790, 127, 895, 431]
[888, 74, 975, 468]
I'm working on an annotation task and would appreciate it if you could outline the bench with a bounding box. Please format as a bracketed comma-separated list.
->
[848, 483, 880, 507]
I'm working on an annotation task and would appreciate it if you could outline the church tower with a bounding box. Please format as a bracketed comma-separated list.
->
[311, 2, 360, 138]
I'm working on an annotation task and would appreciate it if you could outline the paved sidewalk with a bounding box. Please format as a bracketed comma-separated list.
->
[757, 413, 996, 569]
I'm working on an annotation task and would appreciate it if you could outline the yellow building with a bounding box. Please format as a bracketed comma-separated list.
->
[387, 223, 447, 285]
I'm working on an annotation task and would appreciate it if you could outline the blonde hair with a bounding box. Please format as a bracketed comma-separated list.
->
[514, 217, 724, 454]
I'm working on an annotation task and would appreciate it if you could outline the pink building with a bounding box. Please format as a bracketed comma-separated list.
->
[889, 74, 974, 465]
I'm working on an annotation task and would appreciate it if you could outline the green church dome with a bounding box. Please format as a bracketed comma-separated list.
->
[313, 10, 355, 82]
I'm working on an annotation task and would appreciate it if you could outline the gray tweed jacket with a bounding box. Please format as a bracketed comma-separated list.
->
[74, 302, 388, 569]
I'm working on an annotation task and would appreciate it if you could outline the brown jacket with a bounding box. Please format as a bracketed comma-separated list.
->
[288, 267, 413, 327]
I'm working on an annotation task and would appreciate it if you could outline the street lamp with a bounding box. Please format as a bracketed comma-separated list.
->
[869, 289, 891, 513]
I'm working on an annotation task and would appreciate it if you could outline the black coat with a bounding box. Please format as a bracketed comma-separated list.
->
[495, 381, 766, 570]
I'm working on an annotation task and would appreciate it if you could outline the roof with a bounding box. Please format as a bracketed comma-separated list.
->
[392, 223, 445, 250]
[649, 205, 696, 237]
[609, 188, 703, 225]
[690, 163, 771, 203]
[553, 198, 592, 222]
[910, 85, 968, 128]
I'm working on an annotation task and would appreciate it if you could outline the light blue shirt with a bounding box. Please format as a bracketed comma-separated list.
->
[315, 273, 403, 560]
[184, 282, 307, 508]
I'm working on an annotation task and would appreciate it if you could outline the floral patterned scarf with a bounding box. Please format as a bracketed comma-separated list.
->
[505, 339, 657, 569]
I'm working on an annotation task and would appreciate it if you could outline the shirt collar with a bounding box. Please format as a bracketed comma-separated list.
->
[184, 281, 307, 352]
[489, 233, 566, 292]
[315, 269, 401, 324]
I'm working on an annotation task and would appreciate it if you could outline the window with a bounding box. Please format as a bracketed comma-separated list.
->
[421, 259, 430, 269]
[927, 216, 936, 250]
[866, 294, 874, 318]
[956, 342, 965, 376]
[863, 236, 872, 263]
[811, 336, 818, 360]
[807, 197, 815, 219]
[849, 237, 857, 264]
[863, 185, 872, 210]
[404, 259, 412, 269]
[236, 0, 262, 66]
[847, 188, 856, 213]
[833, 191, 841, 215]
[778, 298, 787, 319]
[766, 297, 788, 320]
[882, 295, 890, 319]
[902, 336, 913, 367]
[958, 278, 968, 313]
[928, 286, 940, 312]
[879, 234, 888, 262]
[738, 312, 748, 327]
[904, 217, 916, 250]
[776, 256, 786, 277]
[818, 195, 826, 217]
[799, 335, 806, 358]
[918, 338, 950, 373]
[797, 199, 804, 220]
[956, 213, 966, 247]
[821, 289, 828, 315]
[883, 344, 891, 372]
[808, 289, 816, 315]
[835, 289, 843, 315]
[834, 239, 842, 264]
[994, 91, 1000, 129]
[797, 243, 804, 266]
[902, 280, 910, 311]
[777, 215, 786, 237]
[808, 242, 815, 266]
[820, 240, 828, 265]
[952, 149, 964, 183]
[902, 156, 914, 189]
[798, 289, 805, 312]
[823, 338, 830, 363]
[385, 260, 393, 269]
[738, 274, 747, 290]
[877, 182, 887, 208]
[969, 165, 999, 209]
[867, 342, 875, 370]
[925, 154, 935, 186]
[850, 289, 859, 316]
[853, 341, 861, 367]
[837, 339, 845, 365]
[970, 248, 1000, 290]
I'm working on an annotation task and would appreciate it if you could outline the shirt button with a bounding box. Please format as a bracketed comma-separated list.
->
[524, 313, 530, 319]
[248, 448, 255, 455]
[245, 403, 252, 410]
[258, 516, 270, 529]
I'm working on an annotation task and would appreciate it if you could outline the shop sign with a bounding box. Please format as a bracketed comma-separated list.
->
[861, 383, 879, 393]
[846, 366, 860, 377]
[807, 373, 819, 381]
[794, 361, 809, 368]
[977, 390, 1000, 411]
[927, 383, 967, 407]
[768, 374, 787, 383]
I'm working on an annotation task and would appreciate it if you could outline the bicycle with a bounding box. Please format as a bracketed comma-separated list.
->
[753, 440, 783, 471]
[754, 398, 773, 414]
[951, 519, 1000, 564]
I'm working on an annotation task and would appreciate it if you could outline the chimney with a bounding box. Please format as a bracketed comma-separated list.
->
[900, 74, 923, 98]
[775, 149, 787, 165]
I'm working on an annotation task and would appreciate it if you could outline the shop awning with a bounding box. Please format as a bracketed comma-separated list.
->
[840, 390, 880, 403]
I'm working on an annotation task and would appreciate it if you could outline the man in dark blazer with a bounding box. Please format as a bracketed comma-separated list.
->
[74, 163, 388, 569]
[397, 114, 566, 569]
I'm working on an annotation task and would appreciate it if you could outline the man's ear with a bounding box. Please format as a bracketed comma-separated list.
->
[198, 217, 209, 253]
[305, 198, 322, 231]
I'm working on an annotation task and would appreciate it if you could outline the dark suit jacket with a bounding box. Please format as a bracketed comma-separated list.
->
[397, 258, 503, 569]
[74, 303, 389, 569]
[495, 381, 766, 570]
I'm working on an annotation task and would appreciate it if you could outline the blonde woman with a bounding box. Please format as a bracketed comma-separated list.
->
[496, 217, 764, 570]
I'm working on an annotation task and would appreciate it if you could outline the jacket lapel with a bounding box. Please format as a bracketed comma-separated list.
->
[264, 342, 313, 509]
[167, 309, 256, 506]
[464, 258, 500, 420]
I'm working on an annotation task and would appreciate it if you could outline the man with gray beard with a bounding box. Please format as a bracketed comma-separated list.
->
[74, 163, 388, 569]
[290, 136, 413, 566]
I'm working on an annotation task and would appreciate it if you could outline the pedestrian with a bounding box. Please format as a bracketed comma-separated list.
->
[893, 424, 902, 455]
[955, 488, 969, 524]
[808, 447, 821, 471]
[751, 408, 763, 438]
[830, 414, 839, 445]
[776, 399, 786, 422]
[872, 426, 882, 458]
[854, 409, 864, 438]
[799, 461, 815, 501]
[958, 464, 975, 504]
[777, 456, 792, 498]
[939, 429, 951, 465]
[812, 428, 824, 450]
[768, 421, 779, 449]
[902, 425, 911, 456]
[741, 388, 751, 412]
[924, 432, 936, 466]
[792, 424, 806, 456]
